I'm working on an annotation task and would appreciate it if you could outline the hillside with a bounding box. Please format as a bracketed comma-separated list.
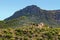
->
[0, 25, 60, 40]
[4, 5, 60, 27]
[0, 5, 60, 40]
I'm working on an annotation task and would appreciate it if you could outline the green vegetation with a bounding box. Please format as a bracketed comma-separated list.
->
[0, 25, 60, 40]
[1, 5, 60, 40]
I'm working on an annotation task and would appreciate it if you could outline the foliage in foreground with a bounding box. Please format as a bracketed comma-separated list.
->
[0, 25, 60, 40]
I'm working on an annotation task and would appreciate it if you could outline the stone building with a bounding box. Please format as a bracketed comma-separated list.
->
[38, 22, 45, 28]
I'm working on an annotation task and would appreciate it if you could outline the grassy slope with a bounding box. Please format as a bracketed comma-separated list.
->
[4, 15, 60, 28]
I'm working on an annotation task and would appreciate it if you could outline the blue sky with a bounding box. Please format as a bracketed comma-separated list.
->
[0, 0, 60, 20]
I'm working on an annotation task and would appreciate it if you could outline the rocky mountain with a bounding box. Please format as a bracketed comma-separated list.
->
[4, 5, 60, 27]
[0, 5, 60, 40]
[5, 5, 42, 20]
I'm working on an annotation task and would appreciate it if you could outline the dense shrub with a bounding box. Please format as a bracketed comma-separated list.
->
[0, 25, 59, 40]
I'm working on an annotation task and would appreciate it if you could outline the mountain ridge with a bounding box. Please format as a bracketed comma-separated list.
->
[4, 5, 60, 27]
[5, 5, 42, 20]
[5, 5, 60, 21]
